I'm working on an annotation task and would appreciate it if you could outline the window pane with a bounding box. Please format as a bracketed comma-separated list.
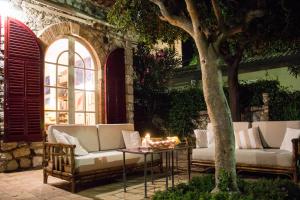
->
[85, 70, 95, 90]
[86, 92, 95, 112]
[75, 41, 94, 69]
[83, 57, 94, 69]
[75, 113, 85, 124]
[45, 111, 56, 125]
[57, 65, 68, 88]
[44, 87, 56, 110]
[58, 112, 68, 124]
[75, 68, 84, 89]
[45, 39, 68, 63]
[57, 89, 68, 110]
[86, 113, 95, 125]
[75, 54, 84, 68]
[45, 63, 56, 86]
[58, 51, 69, 65]
[75, 90, 84, 111]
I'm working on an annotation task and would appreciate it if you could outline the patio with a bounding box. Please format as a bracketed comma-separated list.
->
[0, 162, 192, 200]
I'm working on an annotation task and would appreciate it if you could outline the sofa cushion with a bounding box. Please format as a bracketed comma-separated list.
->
[280, 128, 300, 152]
[194, 129, 208, 148]
[235, 127, 263, 149]
[192, 148, 292, 167]
[122, 130, 142, 148]
[75, 150, 160, 173]
[52, 129, 89, 156]
[97, 124, 134, 150]
[252, 121, 300, 148]
[48, 125, 99, 152]
[207, 122, 250, 147]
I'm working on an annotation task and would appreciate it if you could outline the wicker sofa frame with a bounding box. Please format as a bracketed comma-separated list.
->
[43, 142, 162, 193]
[191, 138, 300, 183]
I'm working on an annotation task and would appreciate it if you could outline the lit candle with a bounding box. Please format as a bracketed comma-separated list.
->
[145, 133, 150, 141]
[141, 138, 146, 147]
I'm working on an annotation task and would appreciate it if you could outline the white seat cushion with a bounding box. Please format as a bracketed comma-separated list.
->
[192, 148, 292, 167]
[75, 150, 160, 173]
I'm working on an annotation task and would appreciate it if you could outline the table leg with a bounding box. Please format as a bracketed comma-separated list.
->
[123, 152, 126, 192]
[176, 150, 179, 171]
[151, 153, 154, 184]
[165, 151, 168, 190]
[171, 150, 174, 189]
[187, 147, 191, 181]
[144, 153, 147, 198]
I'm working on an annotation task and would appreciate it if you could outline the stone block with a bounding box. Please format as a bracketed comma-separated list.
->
[33, 156, 43, 168]
[0, 161, 6, 172]
[6, 160, 18, 171]
[0, 141, 18, 151]
[30, 142, 43, 149]
[20, 158, 31, 168]
[126, 94, 134, 104]
[13, 147, 31, 158]
[18, 142, 29, 148]
[34, 148, 43, 155]
[0, 152, 13, 161]
[126, 85, 133, 95]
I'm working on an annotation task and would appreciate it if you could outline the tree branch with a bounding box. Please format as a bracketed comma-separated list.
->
[185, 0, 200, 30]
[211, 0, 225, 31]
[226, 9, 264, 37]
[150, 0, 194, 37]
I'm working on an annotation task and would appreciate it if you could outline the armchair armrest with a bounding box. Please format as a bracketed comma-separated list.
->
[43, 142, 76, 174]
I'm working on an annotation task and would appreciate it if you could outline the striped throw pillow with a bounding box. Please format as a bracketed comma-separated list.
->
[235, 127, 263, 149]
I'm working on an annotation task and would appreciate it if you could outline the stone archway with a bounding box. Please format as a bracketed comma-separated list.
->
[38, 22, 105, 123]
[37, 22, 134, 124]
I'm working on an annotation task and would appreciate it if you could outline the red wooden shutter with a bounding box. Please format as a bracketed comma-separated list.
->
[4, 17, 43, 142]
[105, 48, 126, 123]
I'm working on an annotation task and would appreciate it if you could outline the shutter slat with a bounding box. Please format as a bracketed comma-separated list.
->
[4, 17, 43, 142]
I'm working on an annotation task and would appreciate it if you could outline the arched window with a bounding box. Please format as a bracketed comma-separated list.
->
[44, 37, 97, 128]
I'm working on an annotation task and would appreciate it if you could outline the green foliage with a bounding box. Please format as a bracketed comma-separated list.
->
[133, 44, 181, 136]
[167, 87, 206, 138]
[133, 44, 181, 92]
[107, 0, 187, 44]
[153, 175, 300, 200]
[239, 79, 300, 120]
[239, 79, 280, 107]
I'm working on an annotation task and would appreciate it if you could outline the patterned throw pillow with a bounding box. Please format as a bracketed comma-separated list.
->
[122, 130, 142, 149]
[194, 129, 208, 148]
[235, 127, 263, 149]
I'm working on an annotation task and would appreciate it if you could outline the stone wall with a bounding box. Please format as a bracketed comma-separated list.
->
[0, 141, 43, 172]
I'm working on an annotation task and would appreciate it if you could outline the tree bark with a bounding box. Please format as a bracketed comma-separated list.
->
[196, 41, 238, 192]
[228, 63, 241, 122]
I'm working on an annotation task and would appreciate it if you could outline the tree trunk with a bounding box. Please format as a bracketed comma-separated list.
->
[228, 63, 241, 122]
[196, 41, 238, 192]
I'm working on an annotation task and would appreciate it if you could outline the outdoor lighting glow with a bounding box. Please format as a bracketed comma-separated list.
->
[0, 0, 25, 20]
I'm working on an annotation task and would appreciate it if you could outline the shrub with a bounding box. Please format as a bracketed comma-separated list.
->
[153, 175, 300, 200]
[167, 87, 206, 138]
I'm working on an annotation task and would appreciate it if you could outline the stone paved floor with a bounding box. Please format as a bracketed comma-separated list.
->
[0, 167, 194, 200]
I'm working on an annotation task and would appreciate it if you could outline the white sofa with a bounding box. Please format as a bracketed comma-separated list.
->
[192, 121, 300, 182]
[43, 124, 161, 192]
